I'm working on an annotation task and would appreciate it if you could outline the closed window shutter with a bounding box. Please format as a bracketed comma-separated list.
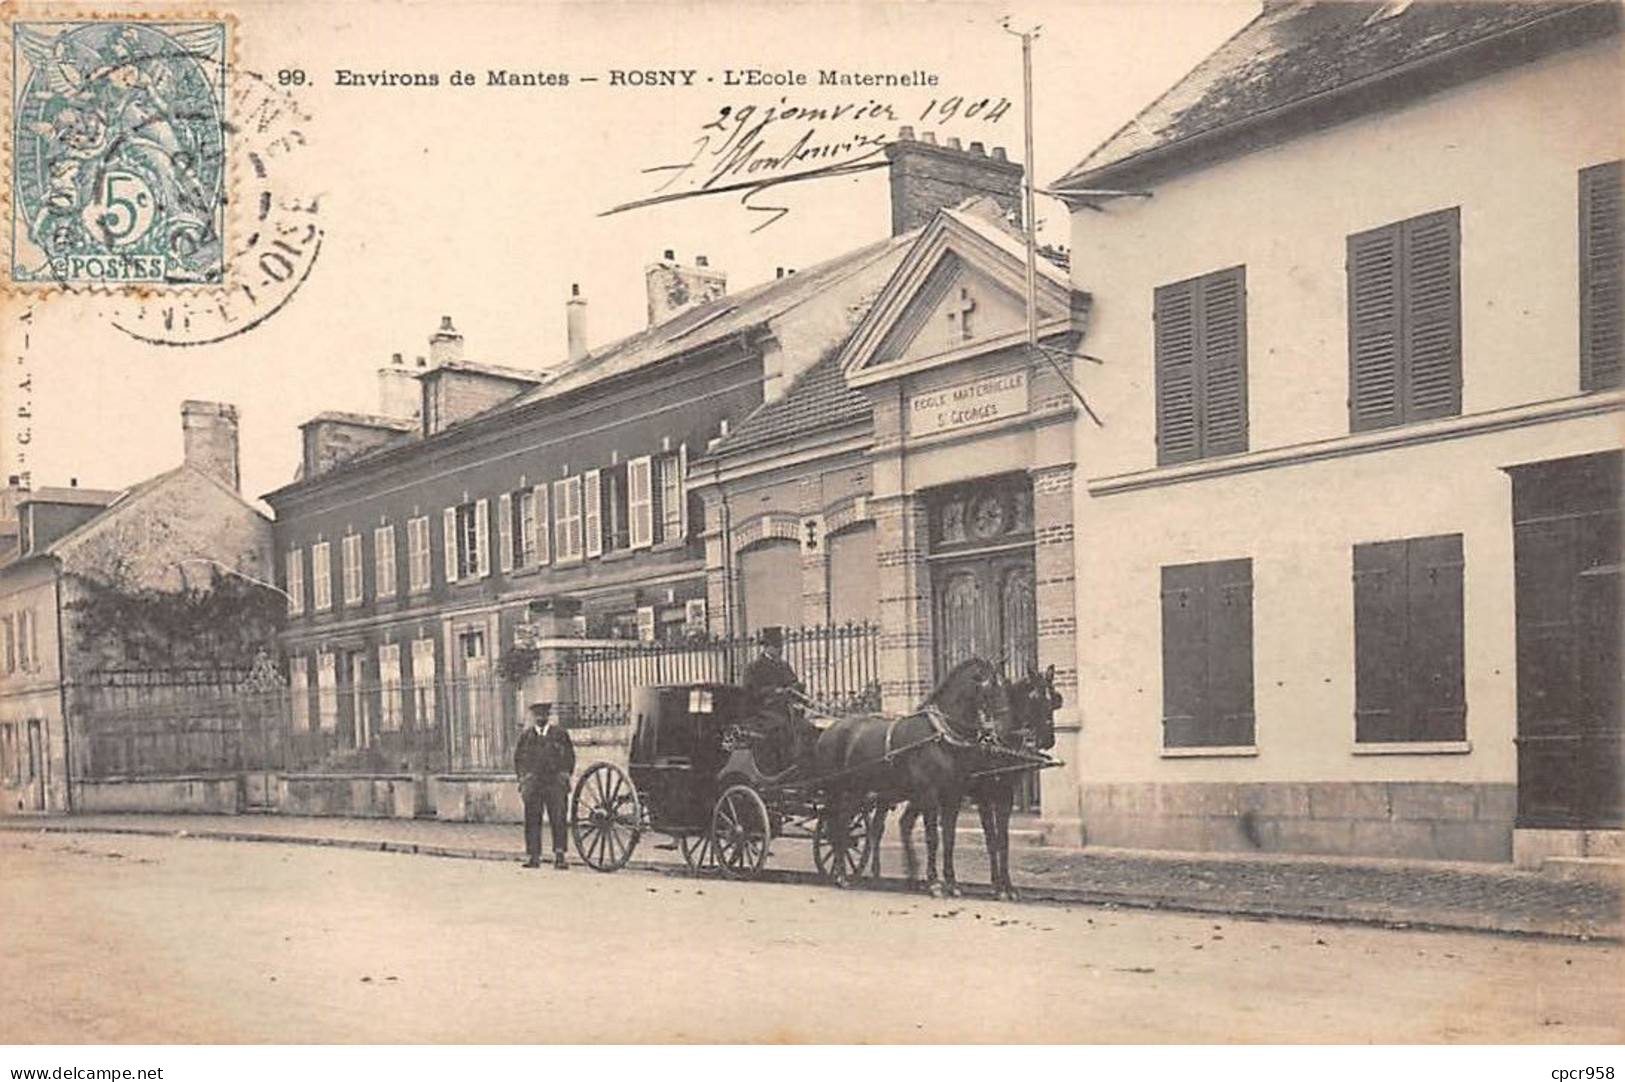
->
[1201, 267, 1248, 456]
[474, 498, 491, 578]
[1160, 563, 1208, 747]
[678, 443, 690, 541]
[442, 507, 459, 583]
[1580, 161, 1623, 392]
[1406, 534, 1465, 741]
[1348, 224, 1404, 431]
[533, 483, 550, 564]
[1154, 279, 1200, 464]
[629, 456, 653, 549]
[1353, 539, 1408, 742]
[1205, 558, 1255, 747]
[498, 493, 514, 573]
[1402, 209, 1461, 421]
[584, 470, 602, 558]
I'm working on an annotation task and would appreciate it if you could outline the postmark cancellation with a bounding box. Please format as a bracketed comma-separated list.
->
[6, 11, 229, 289]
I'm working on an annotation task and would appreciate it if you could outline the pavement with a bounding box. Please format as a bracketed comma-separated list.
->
[2, 811, 1619, 941]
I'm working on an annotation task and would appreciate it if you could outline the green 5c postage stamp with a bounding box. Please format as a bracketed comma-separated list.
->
[10, 17, 228, 287]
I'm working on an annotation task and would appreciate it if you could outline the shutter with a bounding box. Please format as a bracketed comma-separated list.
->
[533, 483, 550, 564]
[1406, 534, 1465, 741]
[498, 493, 514, 573]
[637, 605, 657, 642]
[1402, 209, 1461, 421]
[1204, 558, 1255, 747]
[651, 458, 666, 545]
[584, 470, 602, 558]
[1580, 161, 1623, 392]
[1353, 539, 1408, 743]
[1348, 223, 1403, 431]
[678, 442, 690, 541]
[629, 456, 653, 549]
[1201, 267, 1248, 456]
[1159, 562, 1208, 747]
[1154, 279, 1200, 464]
[474, 498, 491, 578]
[442, 507, 459, 583]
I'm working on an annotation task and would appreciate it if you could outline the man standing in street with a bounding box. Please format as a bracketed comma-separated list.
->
[514, 701, 575, 869]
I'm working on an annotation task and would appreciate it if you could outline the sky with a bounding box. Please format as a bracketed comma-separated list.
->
[3, 0, 1257, 504]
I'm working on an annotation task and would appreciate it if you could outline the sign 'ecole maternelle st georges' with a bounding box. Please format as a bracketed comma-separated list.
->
[908, 370, 1029, 436]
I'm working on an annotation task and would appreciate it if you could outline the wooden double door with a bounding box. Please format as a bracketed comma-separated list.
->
[932, 550, 1040, 810]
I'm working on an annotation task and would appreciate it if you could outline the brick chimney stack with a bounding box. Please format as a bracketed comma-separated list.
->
[646, 250, 726, 327]
[566, 283, 589, 363]
[378, 352, 422, 421]
[883, 126, 1024, 236]
[428, 315, 464, 366]
[181, 400, 240, 492]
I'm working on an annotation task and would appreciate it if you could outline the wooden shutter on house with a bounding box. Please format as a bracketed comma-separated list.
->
[1205, 558, 1255, 746]
[1402, 209, 1462, 421]
[1580, 161, 1623, 392]
[442, 507, 459, 583]
[1354, 533, 1465, 743]
[583, 470, 602, 558]
[629, 456, 653, 549]
[1161, 558, 1254, 748]
[1348, 224, 1404, 431]
[1154, 280, 1200, 464]
[532, 483, 550, 565]
[498, 493, 514, 573]
[474, 498, 491, 578]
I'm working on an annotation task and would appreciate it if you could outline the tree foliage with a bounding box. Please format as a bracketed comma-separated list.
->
[66, 567, 284, 670]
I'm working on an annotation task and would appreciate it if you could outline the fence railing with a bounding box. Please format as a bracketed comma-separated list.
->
[70, 623, 882, 780]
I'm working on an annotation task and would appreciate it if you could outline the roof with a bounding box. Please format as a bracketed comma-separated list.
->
[1056, 0, 1614, 189]
[303, 411, 416, 432]
[20, 485, 120, 508]
[712, 340, 872, 457]
[42, 464, 271, 559]
[421, 359, 545, 385]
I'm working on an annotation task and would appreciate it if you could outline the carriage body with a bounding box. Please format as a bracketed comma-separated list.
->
[626, 682, 752, 834]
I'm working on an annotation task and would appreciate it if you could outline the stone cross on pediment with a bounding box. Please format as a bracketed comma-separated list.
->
[945, 286, 976, 342]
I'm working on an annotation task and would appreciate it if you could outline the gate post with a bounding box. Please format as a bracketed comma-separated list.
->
[523, 597, 583, 723]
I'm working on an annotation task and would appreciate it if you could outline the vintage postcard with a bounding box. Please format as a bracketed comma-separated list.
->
[0, 0, 1619, 1060]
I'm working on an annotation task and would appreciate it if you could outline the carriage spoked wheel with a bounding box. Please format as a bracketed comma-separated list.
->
[678, 832, 717, 874]
[710, 784, 772, 880]
[813, 804, 876, 883]
[570, 763, 643, 873]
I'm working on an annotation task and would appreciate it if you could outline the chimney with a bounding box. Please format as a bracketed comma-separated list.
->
[181, 400, 241, 492]
[646, 250, 727, 327]
[883, 127, 1025, 236]
[566, 283, 589, 363]
[378, 352, 421, 421]
[428, 315, 464, 366]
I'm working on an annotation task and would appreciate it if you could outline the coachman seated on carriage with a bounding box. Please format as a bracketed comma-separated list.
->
[739, 626, 815, 774]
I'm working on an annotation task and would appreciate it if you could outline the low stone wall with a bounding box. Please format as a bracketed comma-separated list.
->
[429, 725, 631, 824]
[76, 775, 243, 815]
[1080, 781, 1517, 862]
[280, 773, 422, 819]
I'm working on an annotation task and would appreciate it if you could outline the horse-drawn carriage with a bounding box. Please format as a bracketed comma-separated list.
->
[568, 659, 1063, 897]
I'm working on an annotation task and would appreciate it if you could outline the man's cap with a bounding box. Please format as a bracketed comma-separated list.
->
[528, 701, 553, 716]
[759, 626, 784, 647]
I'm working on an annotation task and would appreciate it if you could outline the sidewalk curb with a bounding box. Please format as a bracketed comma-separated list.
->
[6, 820, 1617, 943]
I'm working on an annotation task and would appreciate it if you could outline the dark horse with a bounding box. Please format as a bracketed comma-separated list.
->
[893, 664, 1063, 900]
[812, 658, 1009, 895]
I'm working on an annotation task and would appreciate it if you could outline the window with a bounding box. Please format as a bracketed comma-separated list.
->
[285, 548, 305, 616]
[1348, 207, 1461, 431]
[657, 449, 686, 543]
[443, 500, 491, 581]
[288, 656, 310, 732]
[584, 470, 603, 558]
[1354, 534, 1465, 743]
[828, 523, 879, 626]
[553, 476, 583, 563]
[316, 651, 339, 731]
[1161, 558, 1255, 748]
[342, 533, 363, 606]
[407, 516, 431, 594]
[739, 539, 802, 635]
[512, 488, 536, 568]
[1154, 266, 1248, 464]
[311, 541, 332, 612]
[410, 638, 437, 728]
[17, 610, 33, 672]
[374, 525, 397, 599]
[1580, 161, 1623, 392]
[628, 456, 654, 549]
[1, 615, 13, 674]
[600, 464, 630, 553]
[378, 642, 403, 732]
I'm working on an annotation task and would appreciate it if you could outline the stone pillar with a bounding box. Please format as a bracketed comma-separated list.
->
[699, 490, 733, 638]
[798, 476, 828, 627]
[1031, 462, 1082, 839]
[872, 492, 933, 714]
[523, 597, 582, 724]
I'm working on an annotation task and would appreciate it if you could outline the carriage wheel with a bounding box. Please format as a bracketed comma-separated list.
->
[570, 763, 642, 873]
[679, 832, 717, 874]
[711, 784, 771, 880]
[814, 804, 876, 882]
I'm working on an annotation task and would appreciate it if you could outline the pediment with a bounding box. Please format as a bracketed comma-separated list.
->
[840, 208, 1075, 387]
